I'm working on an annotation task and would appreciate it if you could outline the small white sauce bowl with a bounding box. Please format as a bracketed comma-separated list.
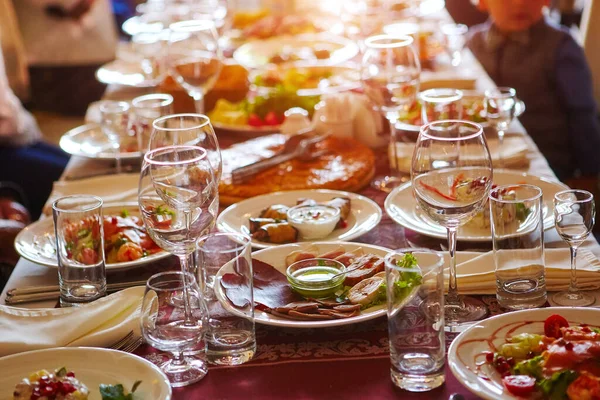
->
[286, 204, 341, 240]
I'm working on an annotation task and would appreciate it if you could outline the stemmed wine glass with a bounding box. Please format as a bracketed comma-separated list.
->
[141, 271, 207, 386]
[168, 20, 223, 113]
[553, 189, 596, 306]
[484, 87, 516, 169]
[361, 34, 421, 192]
[150, 114, 222, 182]
[411, 120, 493, 330]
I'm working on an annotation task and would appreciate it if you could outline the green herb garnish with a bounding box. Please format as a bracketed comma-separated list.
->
[154, 205, 175, 217]
[515, 202, 531, 222]
[55, 367, 67, 377]
[99, 380, 142, 400]
[120, 209, 130, 218]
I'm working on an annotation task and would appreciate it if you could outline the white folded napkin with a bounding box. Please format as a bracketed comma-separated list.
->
[392, 136, 529, 173]
[447, 248, 600, 295]
[0, 287, 144, 357]
[43, 173, 140, 216]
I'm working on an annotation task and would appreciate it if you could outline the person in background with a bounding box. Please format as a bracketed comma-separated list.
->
[0, 33, 70, 220]
[0, 185, 31, 291]
[467, 0, 600, 182]
[12, 0, 118, 115]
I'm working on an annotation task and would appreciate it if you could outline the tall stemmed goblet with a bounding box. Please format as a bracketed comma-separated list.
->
[141, 271, 207, 386]
[361, 34, 421, 192]
[151, 114, 222, 182]
[553, 190, 596, 306]
[138, 145, 219, 314]
[168, 20, 223, 113]
[131, 29, 168, 86]
[411, 120, 493, 330]
[484, 87, 516, 169]
[100, 101, 132, 174]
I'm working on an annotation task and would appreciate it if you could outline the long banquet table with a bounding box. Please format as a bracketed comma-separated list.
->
[4, 20, 600, 400]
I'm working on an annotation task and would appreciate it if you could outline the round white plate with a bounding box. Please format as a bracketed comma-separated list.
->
[59, 124, 141, 160]
[96, 59, 157, 88]
[217, 189, 382, 249]
[385, 170, 569, 242]
[0, 347, 171, 400]
[215, 241, 391, 328]
[15, 203, 170, 271]
[233, 34, 359, 70]
[448, 307, 600, 400]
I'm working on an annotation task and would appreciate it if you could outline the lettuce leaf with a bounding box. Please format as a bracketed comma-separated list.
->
[537, 370, 578, 400]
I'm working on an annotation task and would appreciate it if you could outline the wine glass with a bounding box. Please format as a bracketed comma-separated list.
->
[150, 113, 222, 182]
[131, 29, 168, 86]
[420, 88, 463, 125]
[140, 271, 207, 386]
[99, 101, 133, 174]
[441, 23, 468, 67]
[361, 34, 421, 192]
[484, 87, 516, 169]
[411, 120, 493, 330]
[168, 19, 223, 113]
[553, 189, 596, 306]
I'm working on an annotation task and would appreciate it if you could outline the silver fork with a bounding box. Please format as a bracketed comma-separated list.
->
[108, 331, 142, 352]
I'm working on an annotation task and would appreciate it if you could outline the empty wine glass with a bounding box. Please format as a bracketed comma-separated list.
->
[411, 120, 493, 330]
[441, 23, 468, 67]
[141, 271, 207, 387]
[361, 34, 421, 192]
[131, 93, 174, 157]
[131, 29, 168, 86]
[484, 87, 517, 169]
[168, 19, 223, 113]
[420, 88, 463, 124]
[150, 113, 222, 182]
[100, 101, 133, 174]
[553, 189, 596, 306]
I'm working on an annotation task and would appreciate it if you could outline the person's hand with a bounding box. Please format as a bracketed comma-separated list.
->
[0, 199, 30, 225]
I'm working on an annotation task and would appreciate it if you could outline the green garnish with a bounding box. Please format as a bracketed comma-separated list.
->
[120, 209, 130, 218]
[112, 237, 128, 250]
[317, 259, 326, 266]
[392, 253, 422, 303]
[99, 381, 142, 400]
[154, 205, 175, 217]
[77, 228, 90, 239]
[537, 370, 578, 400]
[512, 355, 544, 379]
[55, 367, 67, 377]
[515, 202, 531, 222]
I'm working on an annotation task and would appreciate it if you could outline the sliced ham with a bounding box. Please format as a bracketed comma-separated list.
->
[274, 301, 320, 314]
[343, 255, 384, 286]
[334, 248, 364, 266]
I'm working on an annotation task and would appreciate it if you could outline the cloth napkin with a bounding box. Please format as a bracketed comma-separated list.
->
[447, 248, 600, 295]
[0, 287, 144, 357]
[43, 173, 140, 216]
[392, 136, 529, 173]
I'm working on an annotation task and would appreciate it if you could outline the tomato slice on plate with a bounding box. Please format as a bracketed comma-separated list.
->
[503, 375, 536, 396]
[544, 314, 569, 338]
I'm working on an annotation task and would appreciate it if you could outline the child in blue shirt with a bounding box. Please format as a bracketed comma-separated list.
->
[467, 0, 600, 181]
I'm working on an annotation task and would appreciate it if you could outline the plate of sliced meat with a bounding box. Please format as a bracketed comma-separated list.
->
[215, 241, 394, 328]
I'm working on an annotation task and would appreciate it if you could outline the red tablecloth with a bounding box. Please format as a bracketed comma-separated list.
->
[126, 135, 497, 399]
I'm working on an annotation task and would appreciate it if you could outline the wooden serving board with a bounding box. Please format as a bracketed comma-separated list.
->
[219, 134, 375, 205]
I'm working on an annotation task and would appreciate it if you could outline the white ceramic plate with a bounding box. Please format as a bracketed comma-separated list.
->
[96, 59, 158, 88]
[215, 241, 391, 328]
[233, 34, 359, 70]
[59, 124, 141, 160]
[0, 347, 171, 400]
[15, 203, 170, 271]
[385, 170, 569, 242]
[448, 307, 600, 400]
[217, 189, 382, 249]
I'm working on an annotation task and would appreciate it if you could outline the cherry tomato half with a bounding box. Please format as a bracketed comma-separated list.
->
[503, 375, 536, 396]
[544, 314, 569, 338]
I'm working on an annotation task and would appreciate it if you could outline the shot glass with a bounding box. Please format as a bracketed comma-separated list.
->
[52, 195, 106, 307]
[384, 248, 445, 392]
[197, 232, 256, 366]
[419, 88, 463, 125]
[490, 184, 547, 310]
[131, 93, 173, 156]
[100, 101, 132, 174]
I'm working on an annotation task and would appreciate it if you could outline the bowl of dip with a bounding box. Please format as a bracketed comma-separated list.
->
[286, 204, 341, 239]
[286, 258, 346, 298]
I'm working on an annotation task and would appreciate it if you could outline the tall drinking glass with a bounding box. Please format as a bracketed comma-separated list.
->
[361, 34, 421, 192]
[419, 88, 463, 124]
[197, 232, 256, 366]
[553, 189, 596, 306]
[491, 184, 547, 310]
[484, 87, 516, 169]
[52, 195, 106, 307]
[168, 20, 223, 113]
[385, 248, 445, 392]
[151, 113, 222, 182]
[140, 271, 207, 387]
[131, 93, 174, 156]
[411, 120, 493, 330]
[138, 145, 218, 323]
[100, 101, 132, 174]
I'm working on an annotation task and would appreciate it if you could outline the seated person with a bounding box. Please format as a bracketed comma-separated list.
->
[0, 184, 31, 291]
[0, 36, 70, 219]
[467, 0, 600, 181]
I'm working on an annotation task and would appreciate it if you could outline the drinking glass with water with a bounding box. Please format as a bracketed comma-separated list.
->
[384, 248, 445, 392]
[197, 232, 256, 366]
[52, 195, 106, 307]
[490, 184, 547, 310]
